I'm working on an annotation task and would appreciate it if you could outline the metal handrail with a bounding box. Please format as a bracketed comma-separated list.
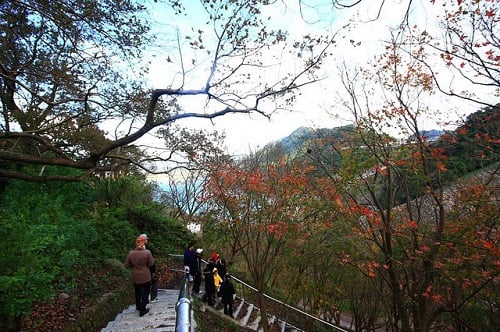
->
[168, 253, 348, 331]
[175, 267, 192, 332]
[229, 274, 348, 332]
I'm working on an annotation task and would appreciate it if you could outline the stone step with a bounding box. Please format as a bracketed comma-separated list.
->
[233, 298, 245, 318]
[101, 289, 180, 332]
[240, 303, 254, 326]
[102, 288, 303, 332]
[247, 310, 261, 330]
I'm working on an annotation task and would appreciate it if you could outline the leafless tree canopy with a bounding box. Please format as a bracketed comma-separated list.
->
[2, 0, 495, 182]
[0, 0, 337, 182]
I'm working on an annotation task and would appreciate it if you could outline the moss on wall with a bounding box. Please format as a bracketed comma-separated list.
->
[63, 283, 133, 332]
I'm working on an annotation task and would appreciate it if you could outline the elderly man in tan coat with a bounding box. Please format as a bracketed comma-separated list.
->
[124, 235, 154, 317]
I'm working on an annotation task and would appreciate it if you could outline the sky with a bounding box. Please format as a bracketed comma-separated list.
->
[137, 0, 495, 158]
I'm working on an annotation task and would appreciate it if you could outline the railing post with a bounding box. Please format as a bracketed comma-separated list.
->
[175, 266, 192, 332]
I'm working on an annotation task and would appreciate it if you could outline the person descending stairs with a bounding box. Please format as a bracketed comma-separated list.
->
[101, 288, 184, 332]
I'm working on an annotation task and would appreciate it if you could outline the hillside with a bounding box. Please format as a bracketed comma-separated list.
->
[264, 124, 356, 155]
[258, 106, 498, 180]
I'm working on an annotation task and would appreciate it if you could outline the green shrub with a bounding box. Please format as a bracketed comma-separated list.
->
[0, 174, 192, 331]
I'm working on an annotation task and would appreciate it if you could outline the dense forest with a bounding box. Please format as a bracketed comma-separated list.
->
[0, 108, 498, 331]
[0, 176, 192, 331]
[197, 107, 499, 332]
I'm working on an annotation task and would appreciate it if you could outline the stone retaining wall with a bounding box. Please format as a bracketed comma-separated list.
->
[63, 283, 133, 332]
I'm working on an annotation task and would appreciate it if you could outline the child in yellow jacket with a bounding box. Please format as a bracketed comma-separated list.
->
[213, 267, 223, 291]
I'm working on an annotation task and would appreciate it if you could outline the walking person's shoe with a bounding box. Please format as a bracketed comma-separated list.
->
[150, 297, 159, 303]
[139, 308, 150, 317]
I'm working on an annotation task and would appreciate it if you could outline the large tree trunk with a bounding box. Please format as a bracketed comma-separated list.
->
[256, 291, 270, 332]
[385, 231, 412, 332]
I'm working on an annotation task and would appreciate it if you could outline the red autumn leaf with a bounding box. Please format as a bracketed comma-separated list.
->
[423, 285, 432, 298]
[432, 294, 442, 302]
[434, 261, 445, 269]
[485, 9, 495, 18]
[374, 165, 388, 175]
[483, 240, 494, 250]
[408, 220, 418, 228]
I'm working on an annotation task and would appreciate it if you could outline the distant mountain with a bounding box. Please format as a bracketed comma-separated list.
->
[265, 125, 447, 156]
[257, 106, 498, 181]
[409, 129, 444, 142]
[243, 107, 498, 210]
[265, 124, 356, 155]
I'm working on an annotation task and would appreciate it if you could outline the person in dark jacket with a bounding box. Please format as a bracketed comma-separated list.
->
[215, 256, 227, 279]
[203, 257, 216, 305]
[192, 248, 203, 294]
[219, 274, 236, 318]
[183, 242, 196, 282]
[124, 236, 154, 317]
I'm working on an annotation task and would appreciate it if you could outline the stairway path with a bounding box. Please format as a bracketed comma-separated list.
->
[101, 288, 191, 332]
[101, 287, 332, 332]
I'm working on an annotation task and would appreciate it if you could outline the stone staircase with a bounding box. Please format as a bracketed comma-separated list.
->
[198, 294, 304, 332]
[101, 288, 303, 332]
[101, 288, 181, 332]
